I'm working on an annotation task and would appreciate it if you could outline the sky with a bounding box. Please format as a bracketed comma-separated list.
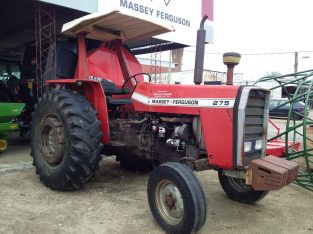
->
[182, 0, 313, 80]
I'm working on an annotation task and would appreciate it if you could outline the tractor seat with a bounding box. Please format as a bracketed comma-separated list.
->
[101, 79, 125, 95]
[101, 79, 132, 105]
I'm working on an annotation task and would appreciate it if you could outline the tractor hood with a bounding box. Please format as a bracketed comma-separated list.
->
[62, 9, 174, 43]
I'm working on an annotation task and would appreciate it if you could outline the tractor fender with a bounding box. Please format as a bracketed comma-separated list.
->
[47, 79, 110, 143]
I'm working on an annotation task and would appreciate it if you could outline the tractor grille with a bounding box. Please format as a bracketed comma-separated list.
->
[243, 89, 268, 165]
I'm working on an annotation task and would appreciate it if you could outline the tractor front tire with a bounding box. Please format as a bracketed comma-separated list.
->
[31, 90, 103, 190]
[218, 171, 269, 204]
[147, 162, 206, 234]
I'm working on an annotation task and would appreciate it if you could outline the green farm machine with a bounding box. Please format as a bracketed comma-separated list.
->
[0, 103, 24, 151]
[255, 69, 313, 191]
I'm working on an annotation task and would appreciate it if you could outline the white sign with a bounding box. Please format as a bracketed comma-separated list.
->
[98, 0, 214, 46]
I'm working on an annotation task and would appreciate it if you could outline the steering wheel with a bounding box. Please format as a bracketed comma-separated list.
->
[122, 73, 152, 93]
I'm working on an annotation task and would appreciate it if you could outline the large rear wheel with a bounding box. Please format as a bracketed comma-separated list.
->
[147, 162, 206, 234]
[218, 171, 269, 204]
[31, 90, 103, 190]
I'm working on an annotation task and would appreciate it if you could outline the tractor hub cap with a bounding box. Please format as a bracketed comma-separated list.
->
[155, 180, 184, 225]
[40, 115, 65, 166]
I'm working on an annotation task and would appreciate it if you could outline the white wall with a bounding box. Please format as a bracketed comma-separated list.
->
[39, 0, 98, 13]
[97, 0, 213, 46]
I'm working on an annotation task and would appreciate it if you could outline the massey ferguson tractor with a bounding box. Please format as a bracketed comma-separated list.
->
[30, 10, 299, 233]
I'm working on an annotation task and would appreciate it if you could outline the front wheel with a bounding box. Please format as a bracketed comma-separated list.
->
[218, 171, 269, 204]
[147, 162, 206, 234]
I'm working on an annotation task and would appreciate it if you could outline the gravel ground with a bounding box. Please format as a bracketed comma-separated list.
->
[0, 134, 313, 234]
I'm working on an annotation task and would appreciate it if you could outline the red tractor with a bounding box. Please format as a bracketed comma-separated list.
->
[31, 11, 299, 233]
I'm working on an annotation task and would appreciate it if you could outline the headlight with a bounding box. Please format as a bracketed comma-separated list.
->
[255, 139, 263, 150]
[244, 141, 252, 153]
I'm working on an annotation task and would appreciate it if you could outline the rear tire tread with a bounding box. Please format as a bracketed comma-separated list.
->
[31, 89, 103, 191]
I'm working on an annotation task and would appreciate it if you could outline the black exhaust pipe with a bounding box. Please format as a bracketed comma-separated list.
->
[194, 15, 208, 85]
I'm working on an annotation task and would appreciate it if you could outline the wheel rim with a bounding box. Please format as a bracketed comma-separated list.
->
[155, 179, 184, 225]
[39, 114, 65, 166]
[227, 176, 252, 192]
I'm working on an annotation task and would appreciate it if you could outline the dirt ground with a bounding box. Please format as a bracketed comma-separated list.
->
[0, 134, 313, 234]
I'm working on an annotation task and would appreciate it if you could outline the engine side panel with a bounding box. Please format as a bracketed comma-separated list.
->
[199, 108, 234, 169]
[132, 82, 239, 115]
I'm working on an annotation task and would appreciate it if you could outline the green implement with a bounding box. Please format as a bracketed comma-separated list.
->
[0, 102, 25, 151]
[254, 69, 313, 191]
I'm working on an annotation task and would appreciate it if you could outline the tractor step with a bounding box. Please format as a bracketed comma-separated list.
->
[106, 96, 132, 105]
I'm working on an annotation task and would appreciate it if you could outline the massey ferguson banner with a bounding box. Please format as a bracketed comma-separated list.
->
[98, 0, 214, 46]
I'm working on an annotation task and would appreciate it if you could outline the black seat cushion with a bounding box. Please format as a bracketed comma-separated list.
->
[101, 79, 132, 105]
[101, 79, 125, 95]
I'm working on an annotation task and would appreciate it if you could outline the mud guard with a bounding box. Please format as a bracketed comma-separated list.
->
[47, 79, 110, 143]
